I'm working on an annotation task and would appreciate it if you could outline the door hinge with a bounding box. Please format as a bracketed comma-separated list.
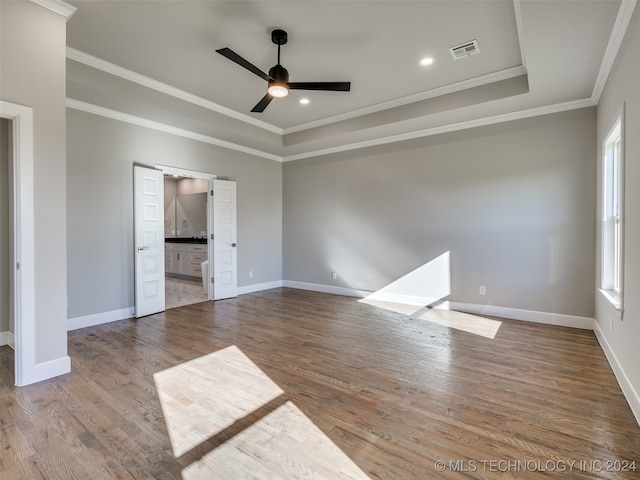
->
[211, 277, 214, 284]
[211, 233, 214, 240]
[210, 189, 214, 196]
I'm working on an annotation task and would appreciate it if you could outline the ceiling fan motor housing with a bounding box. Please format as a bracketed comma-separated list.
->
[269, 64, 289, 84]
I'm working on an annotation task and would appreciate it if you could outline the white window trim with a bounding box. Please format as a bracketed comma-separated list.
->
[600, 108, 625, 313]
[599, 288, 622, 311]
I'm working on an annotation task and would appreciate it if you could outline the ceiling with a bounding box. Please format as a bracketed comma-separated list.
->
[64, 0, 633, 161]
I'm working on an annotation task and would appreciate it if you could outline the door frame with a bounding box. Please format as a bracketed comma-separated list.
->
[0, 100, 35, 387]
[156, 165, 216, 300]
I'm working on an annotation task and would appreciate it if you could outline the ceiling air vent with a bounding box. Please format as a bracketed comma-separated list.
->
[449, 39, 480, 60]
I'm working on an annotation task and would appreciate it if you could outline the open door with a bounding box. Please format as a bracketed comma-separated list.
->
[134, 166, 165, 317]
[212, 179, 237, 300]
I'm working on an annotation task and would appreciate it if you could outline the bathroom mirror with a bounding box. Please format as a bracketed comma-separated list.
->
[164, 177, 208, 238]
[175, 193, 207, 237]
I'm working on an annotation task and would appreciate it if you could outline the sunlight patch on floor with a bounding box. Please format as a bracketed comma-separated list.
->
[153, 345, 283, 457]
[154, 345, 371, 479]
[420, 308, 502, 339]
[182, 400, 370, 480]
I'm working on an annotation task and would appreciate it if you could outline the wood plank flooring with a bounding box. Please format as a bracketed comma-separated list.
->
[1, 287, 639, 479]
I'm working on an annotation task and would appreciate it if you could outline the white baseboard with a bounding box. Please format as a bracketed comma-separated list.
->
[238, 280, 283, 295]
[365, 291, 443, 306]
[444, 301, 595, 330]
[593, 322, 640, 427]
[66, 283, 595, 333]
[17, 355, 71, 387]
[68, 284, 593, 333]
[282, 282, 595, 329]
[0, 331, 15, 349]
[282, 280, 370, 298]
[68, 307, 135, 331]
[67, 282, 283, 331]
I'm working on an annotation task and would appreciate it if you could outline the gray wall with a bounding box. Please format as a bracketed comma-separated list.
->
[283, 108, 596, 318]
[596, 8, 640, 414]
[1, 2, 68, 364]
[0, 119, 10, 335]
[67, 109, 282, 320]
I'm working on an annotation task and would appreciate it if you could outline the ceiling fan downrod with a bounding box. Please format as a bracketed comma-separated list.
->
[272, 29, 287, 66]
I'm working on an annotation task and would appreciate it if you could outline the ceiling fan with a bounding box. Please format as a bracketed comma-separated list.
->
[216, 29, 351, 113]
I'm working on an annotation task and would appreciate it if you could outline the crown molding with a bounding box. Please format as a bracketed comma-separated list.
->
[67, 96, 595, 164]
[67, 48, 528, 139]
[283, 98, 595, 162]
[66, 98, 283, 162]
[66, 47, 284, 135]
[64, 0, 633, 140]
[281, 0, 529, 135]
[283, 65, 527, 135]
[513, 0, 527, 69]
[591, 0, 638, 103]
[30, 0, 77, 20]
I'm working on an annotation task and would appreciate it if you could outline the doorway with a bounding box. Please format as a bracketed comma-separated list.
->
[164, 174, 210, 309]
[134, 164, 237, 317]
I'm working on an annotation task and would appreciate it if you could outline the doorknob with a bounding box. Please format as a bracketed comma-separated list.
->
[137, 246, 150, 252]
[231, 243, 237, 247]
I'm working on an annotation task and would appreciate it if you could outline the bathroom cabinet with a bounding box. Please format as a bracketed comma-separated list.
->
[165, 243, 207, 278]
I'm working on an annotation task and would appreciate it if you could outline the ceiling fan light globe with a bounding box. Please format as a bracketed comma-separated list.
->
[268, 83, 289, 98]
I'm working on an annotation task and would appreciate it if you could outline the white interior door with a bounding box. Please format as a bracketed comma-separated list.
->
[134, 166, 165, 317]
[212, 179, 237, 300]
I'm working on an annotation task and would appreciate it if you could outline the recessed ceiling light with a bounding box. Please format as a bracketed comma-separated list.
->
[299, 98, 310, 105]
[420, 57, 435, 66]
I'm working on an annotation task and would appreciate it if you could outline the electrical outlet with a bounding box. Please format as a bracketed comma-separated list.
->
[332, 272, 337, 280]
[249, 270, 254, 279]
[479, 285, 486, 295]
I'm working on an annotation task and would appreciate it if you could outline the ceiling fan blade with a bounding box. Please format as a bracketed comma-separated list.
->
[288, 82, 351, 91]
[251, 93, 274, 113]
[216, 48, 272, 82]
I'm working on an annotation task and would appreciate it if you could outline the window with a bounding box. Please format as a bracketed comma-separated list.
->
[601, 116, 624, 309]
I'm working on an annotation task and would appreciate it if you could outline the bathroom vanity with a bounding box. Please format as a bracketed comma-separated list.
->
[165, 239, 207, 278]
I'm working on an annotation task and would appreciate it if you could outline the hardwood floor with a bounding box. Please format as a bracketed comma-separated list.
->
[0, 344, 13, 388]
[1, 288, 639, 479]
